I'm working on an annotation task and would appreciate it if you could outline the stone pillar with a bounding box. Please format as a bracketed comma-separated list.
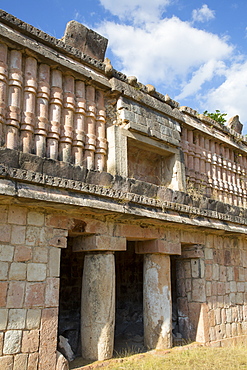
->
[143, 254, 172, 350]
[81, 253, 115, 361]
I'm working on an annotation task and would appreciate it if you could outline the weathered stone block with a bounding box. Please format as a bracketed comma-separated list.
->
[26, 309, 41, 330]
[27, 211, 45, 226]
[25, 283, 45, 308]
[230, 281, 237, 293]
[73, 234, 126, 252]
[33, 247, 48, 263]
[39, 308, 58, 370]
[191, 259, 200, 278]
[19, 152, 44, 172]
[212, 264, 219, 280]
[0, 245, 14, 262]
[191, 279, 206, 302]
[22, 330, 40, 353]
[225, 323, 231, 337]
[9, 262, 27, 280]
[26, 226, 42, 246]
[204, 247, 213, 260]
[236, 293, 244, 305]
[232, 322, 238, 337]
[225, 282, 230, 294]
[0, 282, 8, 307]
[217, 282, 226, 296]
[229, 292, 236, 305]
[3, 330, 22, 354]
[0, 355, 13, 370]
[0, 205, 8, 224]
[227, 266, 233, 281]
[205, 264, 212, 280]
[208, 309, 215, 327]
[135, 239, 180, 255]
[7, 281, 25, 308]
[27, 263, 46, 281]
[45, 278, 59, 307]
[0, 261, 8, 280]
[14, 246, 32, 262]
[48, 248, 61, 277]
[27, 352, 39, 370]
[0, 309, 8, 330]
[7, 309, 26, 329]
[45, 214, 70, 229]
[237, 282, 245, 292]
[206, 281, 211, 296]
[8, 206, 27, 225]
[239, 267, 245, 282]
[13, 353, 28, 369]
[63, 20, 108, 61]
[185, 278, 191, 292]
[48, 235, 67, 249]
[11, 225, 26, 245]
[184, 261, 191, 278]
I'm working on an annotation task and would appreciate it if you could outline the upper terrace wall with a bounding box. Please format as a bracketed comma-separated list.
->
[0, 11, 247, 211]
[180, 107, 247, 208]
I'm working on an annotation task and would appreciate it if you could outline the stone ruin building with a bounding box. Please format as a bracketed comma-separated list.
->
[1, 9, 247, 370]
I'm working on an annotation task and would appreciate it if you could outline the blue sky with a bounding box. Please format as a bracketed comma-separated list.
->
[2, 1, 247, 132]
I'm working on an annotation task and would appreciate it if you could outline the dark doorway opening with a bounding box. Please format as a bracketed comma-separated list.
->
[114, 241, 145, 355]
[58, 237, 84, 359]
[171, 255, 187, 346]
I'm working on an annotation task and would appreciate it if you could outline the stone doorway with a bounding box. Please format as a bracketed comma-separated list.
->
[171, 255, 183, 345]
[58, 237, 84, 360]
[114, 241, 145, 354]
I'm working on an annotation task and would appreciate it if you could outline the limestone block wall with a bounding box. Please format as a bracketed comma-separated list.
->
[0, 42, 107, 171]
[175, 233, 247, 346]
[116, 96, 181, 146]
[0, 205, 67, 369]
[205, 234, 247, 343]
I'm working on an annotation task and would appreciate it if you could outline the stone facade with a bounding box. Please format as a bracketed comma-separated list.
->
[0, 10, 247, 369]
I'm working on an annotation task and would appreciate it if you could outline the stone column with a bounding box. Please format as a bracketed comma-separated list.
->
[81, 252, 115, 361]
[143, 254, 172, 350]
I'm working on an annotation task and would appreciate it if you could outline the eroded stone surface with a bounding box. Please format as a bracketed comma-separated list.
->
[143, 254, 172, 349]
[81, 253, 115, 360]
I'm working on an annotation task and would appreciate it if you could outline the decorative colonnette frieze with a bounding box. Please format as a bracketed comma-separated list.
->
[181, 125, 247, 208]
[0, 163, 247, 226]
[0, 42, 107, 172]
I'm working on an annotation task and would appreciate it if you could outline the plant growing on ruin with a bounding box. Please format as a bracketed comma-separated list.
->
[203, 110, 227, 124]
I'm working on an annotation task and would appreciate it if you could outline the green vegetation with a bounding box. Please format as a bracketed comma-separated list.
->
[203, 109, 227, 124]
[71, 344, 247, 369]
[102, 345, 247, 370]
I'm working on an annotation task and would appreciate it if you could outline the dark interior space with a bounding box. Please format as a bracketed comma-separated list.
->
[171, 255, 186, 345]
[114, 241, 145, 354]
[58, 237, 84, 359]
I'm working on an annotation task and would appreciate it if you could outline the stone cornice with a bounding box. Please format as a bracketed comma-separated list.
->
[0, 9, 106, 74]
[0, 163, 247, 230]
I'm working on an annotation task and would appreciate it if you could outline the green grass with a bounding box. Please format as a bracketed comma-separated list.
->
[102, 345, 247, 370]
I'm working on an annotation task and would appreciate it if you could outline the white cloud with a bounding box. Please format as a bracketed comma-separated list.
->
[202, 61, 247, 130]
[99, 0, 172, 24]
[98, 0, 247, 130]
[98, 17, 233, 86]
[192, 4, 215, 23]
[176, 60, 226, 100]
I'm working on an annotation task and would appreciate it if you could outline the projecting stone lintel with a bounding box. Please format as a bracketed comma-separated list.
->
[135, 239, 181, 255]
[180, 244, 204, 259]
[72, 234, 126, 252]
